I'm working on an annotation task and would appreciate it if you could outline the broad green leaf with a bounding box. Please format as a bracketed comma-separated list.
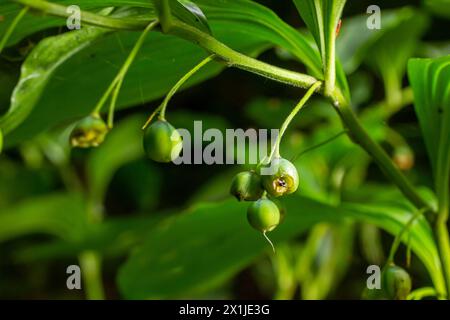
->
[425, 0, 450, 19]
[174, 0, 212, 35]
[0, 23, 112, 135]
[0, 193, 86, 243]
[408, 55, 450, 202]
[117, 195, 442, 299]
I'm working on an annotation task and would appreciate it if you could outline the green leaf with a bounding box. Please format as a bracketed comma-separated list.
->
[408, 55, 450, 202]
[175, 0, 212, 35]
[0, 193, 86, 243]
[293, 0, 348, 99]
[117, 195, 443, 298]
[152, 0, 212, 34]
[0, 1, 156, 48]
[0, 23, 112, 135]
[293, 0, 325, 57]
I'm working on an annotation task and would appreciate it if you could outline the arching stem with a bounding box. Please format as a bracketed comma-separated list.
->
[267, 81, 322, 162]
[92, 20, 159, 118]
[142, 54, 215, 129]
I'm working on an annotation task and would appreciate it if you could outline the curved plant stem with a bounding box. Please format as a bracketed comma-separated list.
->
[13, 0, 149, 30]
[291, 130, 347, 161]
[159, 55, 215, 120]
[387, 208, 425, 264]
[78, 251, 105, 300]
[0, 6, 29, 54]
[407, 287, 438, 300]
[107, 76, 124, 128]
[92, 20, 159, 116]
[169, 20, 320, 90]
[52, 156, 105, 300]
[142, 54, 215, 129]
[333, 100, 431, 211]
[268, 81, 322, 161]
[263, 231, 276, 253]
[13, 0, 319, 90]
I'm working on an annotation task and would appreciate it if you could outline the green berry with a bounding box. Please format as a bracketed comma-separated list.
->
[70, 115, 108, 148]
[143, 120, 183, 163]
[230, 171, 264, 201]
[247, 199, 280, 233]
[382, 264, 412, 300]
[259, 157, 299, 197]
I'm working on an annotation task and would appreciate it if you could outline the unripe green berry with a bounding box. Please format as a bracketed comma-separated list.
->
[230, 171, 264, 201]
[143, 120, 182, 163]
[70, 115, 108, 148]
[247, 199, 280, 233]
[383, 264, 412, 300]
[259, 157, 299, 197]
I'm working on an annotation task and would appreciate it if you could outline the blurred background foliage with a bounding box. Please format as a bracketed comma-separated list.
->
[0, 0, 449, 299]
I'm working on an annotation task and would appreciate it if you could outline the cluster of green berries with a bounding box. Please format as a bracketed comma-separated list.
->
[230, 157, 299, 234]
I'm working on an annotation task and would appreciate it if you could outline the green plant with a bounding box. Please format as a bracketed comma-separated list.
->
[260, 158, 300, 197]
[247, 198, 281, 233]
[0, 0, 449, 300]
[70, 114, 109, 148]
[143, 119, 183, 163]
[383, 264, 412, 300]
[230, 171, 264, 202]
